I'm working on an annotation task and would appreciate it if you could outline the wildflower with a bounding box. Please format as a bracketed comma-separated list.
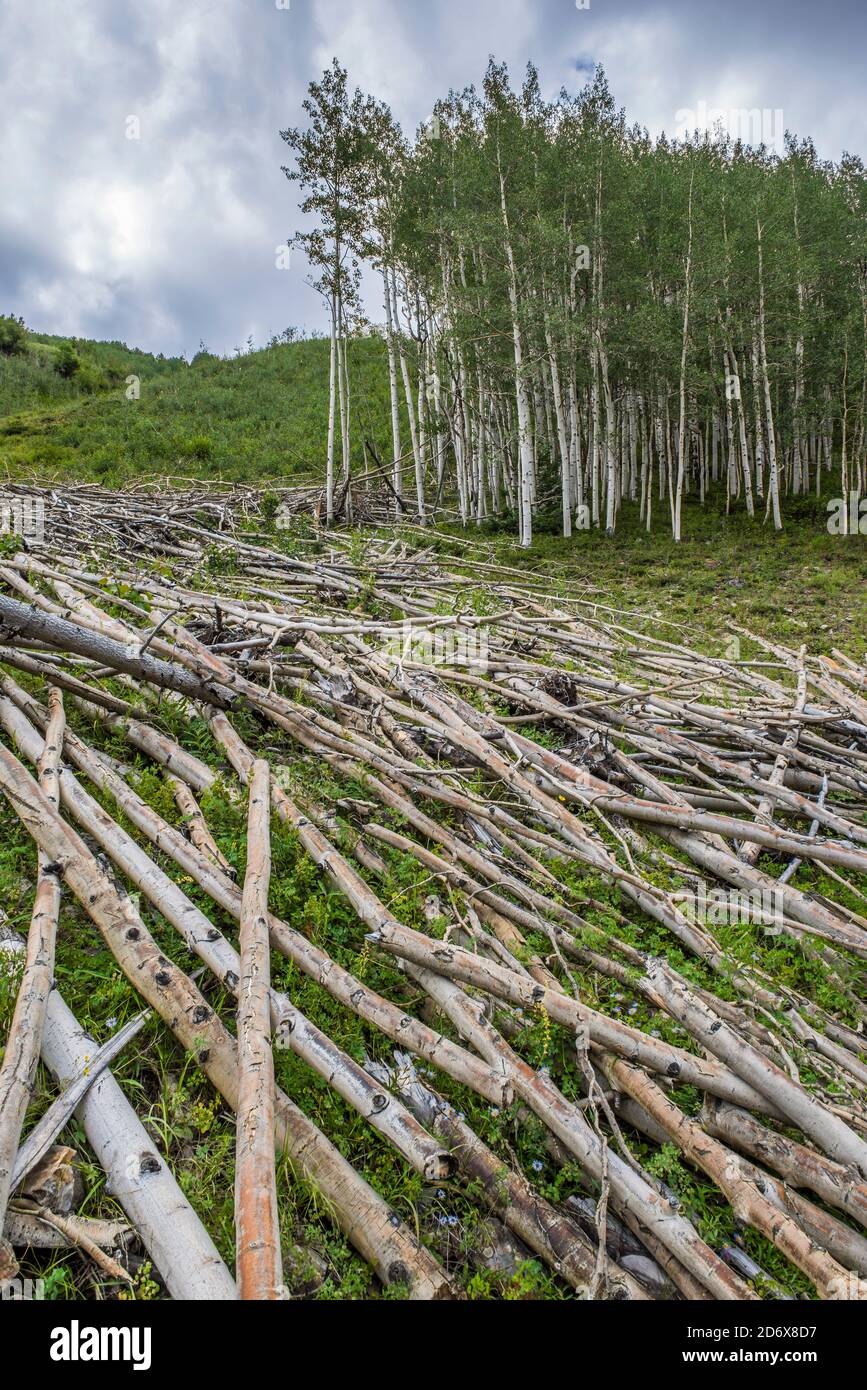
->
[531, 1160, 544, 1173]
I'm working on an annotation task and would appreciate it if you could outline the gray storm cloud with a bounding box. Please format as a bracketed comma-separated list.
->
[1, 0, 864, 356]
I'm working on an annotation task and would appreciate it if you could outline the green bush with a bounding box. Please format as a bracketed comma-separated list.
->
[0, 314, 27, 356]
[55, 343, 81, 379]
[75, 363, 108, 394]
[177, 433, 214, 461]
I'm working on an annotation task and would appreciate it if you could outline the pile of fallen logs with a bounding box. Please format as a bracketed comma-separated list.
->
[0, 472, 404, 548]
[0, 486, 865, 1300]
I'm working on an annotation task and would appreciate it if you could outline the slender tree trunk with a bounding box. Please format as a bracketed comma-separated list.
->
[326, 295, 337, 525]
[382, 269, 403, 517]
[757, 220, 783, 531]
[673, 175, 695, 543]
[498, 162, 534, 548]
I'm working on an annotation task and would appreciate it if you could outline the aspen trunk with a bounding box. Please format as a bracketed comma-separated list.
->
[757, 221, 783, 530]
[326, 294, 337, 525]
[0, 687, 65, 1273]
[382, 268, 403, 514]
[235, 761, 282, 1299]
[673, 175, 694, 542]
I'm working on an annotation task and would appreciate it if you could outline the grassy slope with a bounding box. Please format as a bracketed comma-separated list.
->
[0, 333, 185, 419]
[0, 332, 396, 485]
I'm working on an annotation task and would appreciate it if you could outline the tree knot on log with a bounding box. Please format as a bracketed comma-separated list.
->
[276, 1015, 296, 1044]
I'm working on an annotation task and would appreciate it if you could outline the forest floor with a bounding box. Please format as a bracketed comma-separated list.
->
[420, 496, 867, 658]
[0, 494, 865, 1302]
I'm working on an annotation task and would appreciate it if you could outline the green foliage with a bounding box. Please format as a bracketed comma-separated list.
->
[54, 343, 82, 379]
[0, 313, 27, 356]
[177, 432, 214, 461]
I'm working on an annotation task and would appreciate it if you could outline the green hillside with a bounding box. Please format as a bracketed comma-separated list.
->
[0, 327, 396, 485]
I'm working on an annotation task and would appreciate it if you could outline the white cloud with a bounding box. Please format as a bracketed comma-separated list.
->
[0, 0, 862, 355]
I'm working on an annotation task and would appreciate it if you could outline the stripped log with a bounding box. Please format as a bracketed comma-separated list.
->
[235, 761, 282, 1299]
[169, 774, 236, 877]
[0, 686, 65, 1275]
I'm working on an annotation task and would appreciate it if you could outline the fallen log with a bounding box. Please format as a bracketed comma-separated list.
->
[0, 929, 238, 1300]
[235, 760, 282, 1300]
[0, 686, 65, 1275]
[0, 591, 232, 708]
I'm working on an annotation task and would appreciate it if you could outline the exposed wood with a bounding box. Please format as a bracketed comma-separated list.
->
[235, 760, 283, 1299]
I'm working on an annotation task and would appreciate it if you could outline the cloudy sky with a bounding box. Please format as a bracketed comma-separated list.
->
[1, 0, 864, 357]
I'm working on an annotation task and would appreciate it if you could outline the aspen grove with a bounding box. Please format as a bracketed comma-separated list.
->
[282, 60, 867, 545]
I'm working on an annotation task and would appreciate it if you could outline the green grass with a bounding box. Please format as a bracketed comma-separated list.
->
[408, 493, 867, 660]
